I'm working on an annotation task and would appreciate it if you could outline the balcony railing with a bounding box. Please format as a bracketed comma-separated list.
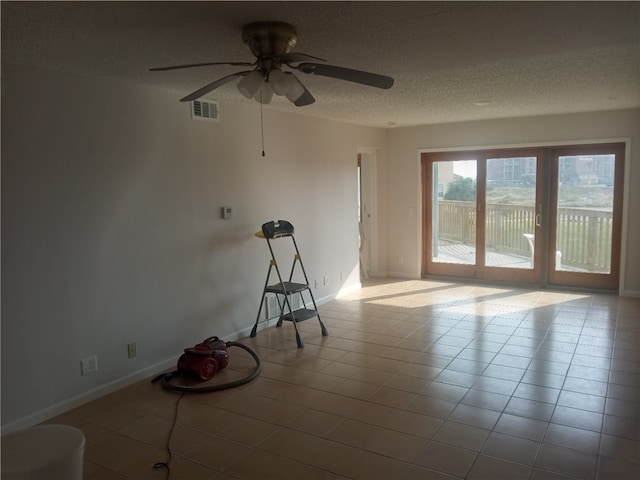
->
[436, 201, 612, 272]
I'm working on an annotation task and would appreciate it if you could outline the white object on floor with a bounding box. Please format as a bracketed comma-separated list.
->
[1, 424, 85, 480]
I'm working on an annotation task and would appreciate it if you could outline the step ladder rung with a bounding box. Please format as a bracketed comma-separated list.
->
[282, 308, 319, 323]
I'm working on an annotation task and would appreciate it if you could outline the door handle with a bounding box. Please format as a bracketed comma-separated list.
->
[535, 213, 542, 227]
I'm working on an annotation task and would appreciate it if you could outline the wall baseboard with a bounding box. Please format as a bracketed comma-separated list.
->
[1, 356, 178, 436]
[1, 288, 343, 436]
[387, 271, 421, 279]
[621, 289, 640, 298]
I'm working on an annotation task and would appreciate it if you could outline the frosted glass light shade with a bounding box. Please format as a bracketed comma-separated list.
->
[269, 69, 289, 96]
[237, 70, 264, 99]
[254, 82, 274, 104]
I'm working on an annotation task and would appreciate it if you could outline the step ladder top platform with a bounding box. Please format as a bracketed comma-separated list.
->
[255, 220, 295, 239]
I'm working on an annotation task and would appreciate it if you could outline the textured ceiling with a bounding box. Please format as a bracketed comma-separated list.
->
[2, 1, 639, 128]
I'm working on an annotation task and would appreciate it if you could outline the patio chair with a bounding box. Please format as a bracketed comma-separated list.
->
[524, 233, 562, 269]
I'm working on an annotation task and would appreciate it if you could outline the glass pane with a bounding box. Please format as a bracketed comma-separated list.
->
[432, 160, 477, 264]
[485, 157, 537, 269]
[556, 155, 615, 273]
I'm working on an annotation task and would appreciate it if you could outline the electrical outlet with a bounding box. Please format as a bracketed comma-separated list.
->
[81, 355, 98, 376]
[127, 342, 137, 358]
[324, 275, 330, 286]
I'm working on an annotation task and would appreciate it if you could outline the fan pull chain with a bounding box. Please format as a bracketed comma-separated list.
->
[260, 90, 266, 157]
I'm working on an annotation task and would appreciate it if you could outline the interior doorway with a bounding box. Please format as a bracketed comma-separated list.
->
[358, 151, 376, 280]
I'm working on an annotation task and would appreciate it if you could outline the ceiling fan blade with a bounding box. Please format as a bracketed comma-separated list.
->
[180, 70, 252, 102]
[150, 61, 253, 71]
[296, 63, 394, 89]
[293, 83, 315, 107]
[276, 52, 326, 64]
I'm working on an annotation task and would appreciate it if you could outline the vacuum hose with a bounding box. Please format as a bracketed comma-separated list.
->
[152, 340, 261, 393]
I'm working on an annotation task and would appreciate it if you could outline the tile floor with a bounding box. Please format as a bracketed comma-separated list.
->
[46, 279, 639, 479]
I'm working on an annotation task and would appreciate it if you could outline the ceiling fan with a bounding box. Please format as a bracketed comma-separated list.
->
[150, 21, 394, 106]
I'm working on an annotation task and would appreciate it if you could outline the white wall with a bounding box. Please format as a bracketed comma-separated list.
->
[385, 109, 640, 295]
[0, 64, 387, 431]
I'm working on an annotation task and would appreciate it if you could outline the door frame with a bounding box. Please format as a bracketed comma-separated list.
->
[358, 149, 378, 279]
[420, 141, 628, 291]
[478, 148, 546, 284]
[546, 143, 625, 290]
[422, 150, 480, 279]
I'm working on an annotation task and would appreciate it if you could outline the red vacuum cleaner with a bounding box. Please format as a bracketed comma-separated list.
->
[152, 336, 261, 392]
[176, 336, 230, 381]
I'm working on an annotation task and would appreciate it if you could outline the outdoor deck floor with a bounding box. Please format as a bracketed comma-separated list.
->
[434, 243, 532, 269]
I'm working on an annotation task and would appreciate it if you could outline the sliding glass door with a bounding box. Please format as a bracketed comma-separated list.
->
[423, 149, 544, 283]
[422, 143, 624, 290]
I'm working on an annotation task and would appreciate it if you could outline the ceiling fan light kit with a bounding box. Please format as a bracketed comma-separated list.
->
[150, 21, 394, 107]
[238, 68, 305, 103]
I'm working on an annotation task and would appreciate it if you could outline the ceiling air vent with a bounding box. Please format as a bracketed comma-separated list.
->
[191, 100, 219, 122]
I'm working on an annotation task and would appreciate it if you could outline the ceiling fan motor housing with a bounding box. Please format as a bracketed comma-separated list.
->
[242, 22, 298, 58]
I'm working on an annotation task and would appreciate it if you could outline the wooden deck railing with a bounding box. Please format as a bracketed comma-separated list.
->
[555, 207, 612, 272]
[436, 201, 612, 271]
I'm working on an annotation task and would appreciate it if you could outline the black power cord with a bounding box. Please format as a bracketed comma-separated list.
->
[152, 391, 185, 480]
